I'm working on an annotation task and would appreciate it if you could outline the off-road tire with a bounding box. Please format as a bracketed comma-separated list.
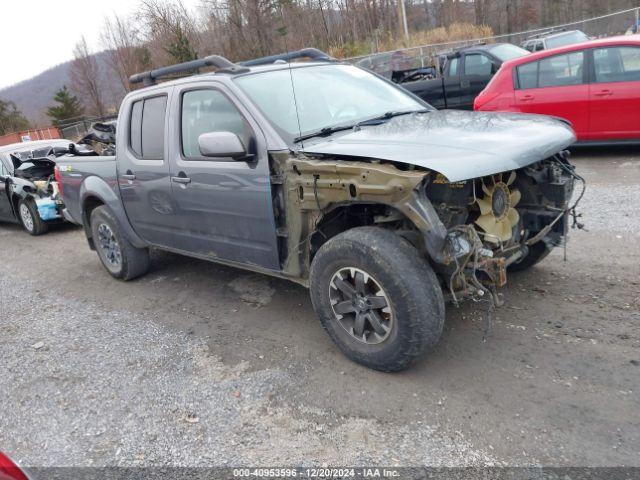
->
[508, 241, 551, 272]
[18, 198, 48, 236]
[309, 227, 445, 372]
[90, 205, 150, 280]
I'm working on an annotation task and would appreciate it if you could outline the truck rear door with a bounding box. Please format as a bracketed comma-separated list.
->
[442, 55, 462, 109]
[165, 80, 280, 270]
[459, 52, 495, 110]
[117, 87, 178, 246]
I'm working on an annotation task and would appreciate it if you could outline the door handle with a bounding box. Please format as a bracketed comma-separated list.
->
[171, 174, 191, 184]
[594, 89, 612, 97]
[520, 94, 535, 101]
[121, 170, 136, 180]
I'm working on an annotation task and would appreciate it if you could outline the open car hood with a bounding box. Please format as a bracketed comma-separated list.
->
[9, 153, 59, 171]
[299, 110, 576, 182]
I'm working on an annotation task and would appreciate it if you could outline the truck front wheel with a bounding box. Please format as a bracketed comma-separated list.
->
[90, 206, 150, 280]
[309, 227, 445, 372]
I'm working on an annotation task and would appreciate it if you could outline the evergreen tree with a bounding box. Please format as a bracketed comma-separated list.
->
[164, 22, 198, 63]
[46, 86, 84, 126]
[0, 99, 30, 135]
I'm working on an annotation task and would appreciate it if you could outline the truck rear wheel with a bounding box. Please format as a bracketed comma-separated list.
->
[90, 206, 150, 280]
[18, 198, 47, 236]
[309, 227, 445, 372]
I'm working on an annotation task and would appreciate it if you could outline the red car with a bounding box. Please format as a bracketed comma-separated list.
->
[474, 35, 640, 144]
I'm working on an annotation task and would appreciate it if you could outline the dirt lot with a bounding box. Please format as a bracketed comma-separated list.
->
[0, 147, 638, 467]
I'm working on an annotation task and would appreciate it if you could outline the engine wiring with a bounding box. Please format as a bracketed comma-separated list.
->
[554, 155, 587, 231]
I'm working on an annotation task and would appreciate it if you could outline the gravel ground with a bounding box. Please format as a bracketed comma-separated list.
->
[0, 147, 638, 468]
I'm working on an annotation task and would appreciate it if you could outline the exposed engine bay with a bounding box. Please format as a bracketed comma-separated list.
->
[425, 150, 583, 306]
[269, 150, 584, 313]
[7, 147, 69, 222]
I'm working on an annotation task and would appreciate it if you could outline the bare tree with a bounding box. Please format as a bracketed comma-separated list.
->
[101, 14, 151, 96]
[70, 36, 105, 116]
[140, 0, 201, 65]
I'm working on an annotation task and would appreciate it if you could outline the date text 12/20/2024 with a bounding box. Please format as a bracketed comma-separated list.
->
[233, 468, 401, 477]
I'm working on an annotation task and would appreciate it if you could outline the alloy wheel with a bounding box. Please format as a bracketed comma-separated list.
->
[329, 267, 393, 344]
[19, 203, 34, 232]
[97, 223, 122, 268]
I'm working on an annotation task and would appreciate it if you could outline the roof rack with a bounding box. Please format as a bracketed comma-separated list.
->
[238, 48, 335, 67]
[129, 55, 249, 86]
[129, 48, 335, 87]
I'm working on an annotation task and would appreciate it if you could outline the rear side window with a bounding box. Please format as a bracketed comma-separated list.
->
[129, 100, 143, 156]
[516, 52, 584, 89]
[517, 62, 538, 89]
[594, 46, 640, 83]
[129, 95, 167, 159]
[448, 57, 459, 76]
[464, 54, 492, 76]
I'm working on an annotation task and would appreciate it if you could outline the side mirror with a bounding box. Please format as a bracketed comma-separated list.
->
[198, 131, 247, 159]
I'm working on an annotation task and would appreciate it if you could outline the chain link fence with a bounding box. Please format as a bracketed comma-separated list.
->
[59, 114, 118, 142]
[347, 6, 640, 77]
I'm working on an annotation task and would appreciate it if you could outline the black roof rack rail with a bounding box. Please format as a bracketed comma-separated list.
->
[238, 48, 335, 67]
[129, 55, 249, 86]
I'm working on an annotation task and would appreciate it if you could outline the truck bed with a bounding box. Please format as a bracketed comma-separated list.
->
[56, 155, 117, 225]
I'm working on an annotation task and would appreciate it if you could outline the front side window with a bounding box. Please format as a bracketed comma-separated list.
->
[594, 46, 640, 83]
[235, 64, 425, 143]
[538, 51, 584, 87]
[129, 95, 167, 159]
[181, 89, 251, 158]
[464, 54, 492, 76]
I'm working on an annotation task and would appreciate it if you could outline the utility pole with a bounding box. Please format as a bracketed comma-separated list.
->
[398, 0, 409, 42]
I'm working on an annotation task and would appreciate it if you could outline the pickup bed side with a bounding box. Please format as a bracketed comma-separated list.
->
[57, 156, 147, 249]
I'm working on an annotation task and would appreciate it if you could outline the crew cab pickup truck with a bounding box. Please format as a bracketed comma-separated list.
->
[57, 48, 582, 371]
[399, 43, 530, 109]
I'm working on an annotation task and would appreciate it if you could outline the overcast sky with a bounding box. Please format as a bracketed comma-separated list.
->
[0, 0, 200, 90]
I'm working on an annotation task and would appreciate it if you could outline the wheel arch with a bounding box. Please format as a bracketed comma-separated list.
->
[79, 176, 147, 250]
[310, 203, 421, 259]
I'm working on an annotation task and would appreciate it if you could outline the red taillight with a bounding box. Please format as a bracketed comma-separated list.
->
[54, 165, 63, 198]
[0, 451, 29, 480]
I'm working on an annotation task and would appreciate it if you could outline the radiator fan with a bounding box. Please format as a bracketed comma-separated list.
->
[475, 172, 521, 244]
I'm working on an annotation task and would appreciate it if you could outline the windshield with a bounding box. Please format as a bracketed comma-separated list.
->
[546, 31, 589, 49]
[235, 64, 427, 143]
[489, 44, 530, 62]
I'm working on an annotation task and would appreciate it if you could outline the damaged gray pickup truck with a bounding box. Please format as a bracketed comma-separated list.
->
[56, 49, 583, 371]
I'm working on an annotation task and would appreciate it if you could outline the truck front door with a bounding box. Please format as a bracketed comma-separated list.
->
[166, 82, 280, 270]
